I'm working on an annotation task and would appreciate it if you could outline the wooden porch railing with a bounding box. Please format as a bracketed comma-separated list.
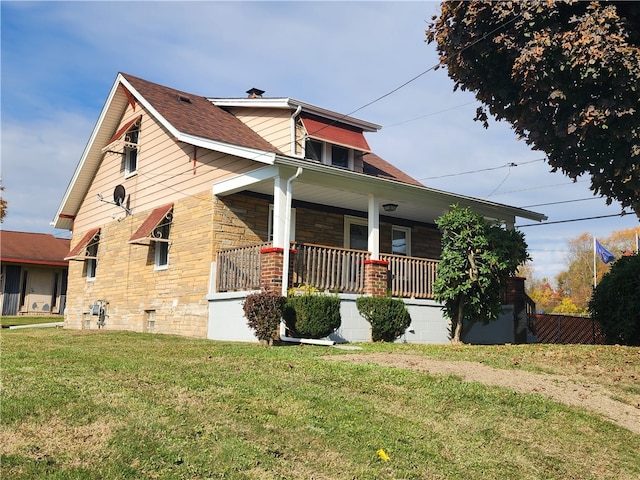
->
[293, 243, 370, 293]
[216, 242, 270, 292]
[381, 253, 439, 299]
[215, 242, 441, 299]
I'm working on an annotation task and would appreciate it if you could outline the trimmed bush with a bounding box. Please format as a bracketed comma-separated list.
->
[356, 296, 411, 342]
[589, 254, 640, 346]
[242, 291, 286, 344]
[283, 294, 341, 339]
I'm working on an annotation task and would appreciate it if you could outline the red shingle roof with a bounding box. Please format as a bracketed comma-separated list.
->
[0, 231, 70, 267]
[363, 153, 424, 186]
[121, 73, 281, 155]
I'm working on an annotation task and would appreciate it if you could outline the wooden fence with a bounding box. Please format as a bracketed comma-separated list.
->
[535, 314, 606, 344]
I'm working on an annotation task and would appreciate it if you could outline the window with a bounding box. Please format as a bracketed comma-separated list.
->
[345, 217, 368, 251]
[124, 122, 140, 176]
[392, 226, 411, 256]
[331, 145, 349, 168]
[152, 217, 171, 270]
[305, 139, 323, 162]
[304, 138, 352, 169]
[86, 239, 98, 280]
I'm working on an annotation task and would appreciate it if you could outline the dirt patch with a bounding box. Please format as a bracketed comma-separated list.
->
[327, 353, 640, 435]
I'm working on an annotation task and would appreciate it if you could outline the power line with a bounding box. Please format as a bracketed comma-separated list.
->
[384, 101, 477, 128]
[516, 212, 629, 228]
[521, 197, 598, 208]
[419, 158, 544, 180]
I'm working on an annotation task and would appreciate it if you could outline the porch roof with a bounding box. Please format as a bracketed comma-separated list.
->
[213, 157, 547, 225]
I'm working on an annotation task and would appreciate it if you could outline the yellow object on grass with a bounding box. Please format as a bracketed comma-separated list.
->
[376, 449, 390, 461]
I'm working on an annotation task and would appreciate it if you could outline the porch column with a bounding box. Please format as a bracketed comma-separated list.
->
[272, 175, 287, 249]
[364, 259, 389, 296]
[367, 195, 380, 260]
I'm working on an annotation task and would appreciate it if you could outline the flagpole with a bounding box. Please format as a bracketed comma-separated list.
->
[593, 236, 597, 288]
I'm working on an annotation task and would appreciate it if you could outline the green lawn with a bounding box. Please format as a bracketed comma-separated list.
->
[1, 329, 638, 479]
[1, 316, 63, 327]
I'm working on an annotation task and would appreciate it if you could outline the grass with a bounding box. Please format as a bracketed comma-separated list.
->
[1, 316, 63, 327]
[1, 329, 639, 479]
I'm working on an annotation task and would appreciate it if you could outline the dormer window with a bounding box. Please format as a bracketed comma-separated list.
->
[300, 114, 370, 172]
[124, 122, 140, 176]
[304, 139, 354, 169]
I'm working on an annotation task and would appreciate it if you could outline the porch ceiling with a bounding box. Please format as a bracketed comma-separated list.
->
[214, 160, 546, 226]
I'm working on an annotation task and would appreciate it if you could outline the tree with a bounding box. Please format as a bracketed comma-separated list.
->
[433, 205, 529, 343]
[589, 253, 640, 345]
[427, 1, 640, 218]
[0, 178, 6, 223]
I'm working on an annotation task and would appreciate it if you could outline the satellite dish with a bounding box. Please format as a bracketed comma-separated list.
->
[113, 185, 126, 206]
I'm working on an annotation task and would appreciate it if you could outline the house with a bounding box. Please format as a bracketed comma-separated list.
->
[52, 72, 546, 342]
[0, 230, 70, 316]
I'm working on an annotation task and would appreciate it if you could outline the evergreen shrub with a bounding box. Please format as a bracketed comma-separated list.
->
[283, 294, 341, 339]
[356, 296, 411, 342]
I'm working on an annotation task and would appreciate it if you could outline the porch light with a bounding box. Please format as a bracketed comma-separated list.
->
[382, 203, 398, 212]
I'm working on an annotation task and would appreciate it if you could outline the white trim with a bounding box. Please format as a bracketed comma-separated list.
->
[269, 205, 296, 243]
[212, 165, 280, 196]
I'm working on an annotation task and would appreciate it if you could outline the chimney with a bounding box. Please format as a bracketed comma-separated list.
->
[246, 87, 265, 98]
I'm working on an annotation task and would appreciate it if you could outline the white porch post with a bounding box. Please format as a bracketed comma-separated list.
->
[368, 194, 380, 260]
[272, 174, 287, 249]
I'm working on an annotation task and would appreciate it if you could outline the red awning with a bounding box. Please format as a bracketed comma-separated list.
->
[128, 203, 173, 244]
[106, 115, 142, 145]
[301, 115, 371, 152]
[64, 228, 100, 261]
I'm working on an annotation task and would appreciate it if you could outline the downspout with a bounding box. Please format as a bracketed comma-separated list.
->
[290, 104, 302, 156]
[281, 167, 302, 298]
[278, 168, 335, 346]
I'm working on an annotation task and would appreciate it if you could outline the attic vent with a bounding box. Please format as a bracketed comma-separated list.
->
[177, 95, 192, 104]
[246, 87, 265, 98]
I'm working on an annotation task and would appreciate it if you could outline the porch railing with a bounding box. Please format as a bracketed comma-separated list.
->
[293, 243, 370, 293]
[381, 253, 439, 299]
[215, 242, 440, 299]
[216, 242, 270, 292]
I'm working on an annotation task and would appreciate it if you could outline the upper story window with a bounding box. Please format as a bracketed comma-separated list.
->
[304, 138, 353, 169]
[124, 122, 140, 176]
[85, 235, 99, 280]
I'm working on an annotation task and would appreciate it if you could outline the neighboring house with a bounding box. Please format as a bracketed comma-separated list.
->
[0, 231, 70, 316]
[52, 73, 546, 342]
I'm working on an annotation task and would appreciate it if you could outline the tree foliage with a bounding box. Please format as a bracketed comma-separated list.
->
[427, 1, 640, 218]
[433, 205, 530, 343]
[0, 178, 6, 223]
[589, 254, 640, 345]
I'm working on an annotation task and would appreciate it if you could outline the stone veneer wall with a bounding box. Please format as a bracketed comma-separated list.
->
[65, 194, 217, 337]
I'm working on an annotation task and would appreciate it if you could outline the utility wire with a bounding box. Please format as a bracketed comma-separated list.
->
[521, 197, 598, 208]
[419, 158, 544, 180]
[516, 212, 629, 228]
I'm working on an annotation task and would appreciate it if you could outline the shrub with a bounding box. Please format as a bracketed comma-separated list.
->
[283, 294, 341, 339]
[242, 291, 286, 344]
[588, 254, 640, 346]
[356, 296, 411, 342]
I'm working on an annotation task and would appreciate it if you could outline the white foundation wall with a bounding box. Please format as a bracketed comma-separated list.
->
[207, 293, 510, 344]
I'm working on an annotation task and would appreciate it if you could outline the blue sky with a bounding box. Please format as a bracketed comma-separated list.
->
[2, 1, 638, 281]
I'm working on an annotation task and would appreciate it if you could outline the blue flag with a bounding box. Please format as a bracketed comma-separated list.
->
[595, 239, 615, 264]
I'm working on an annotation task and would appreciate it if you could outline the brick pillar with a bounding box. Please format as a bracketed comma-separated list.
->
[260, 247, 297, 292]
[364, 259, 390, 296]
[260, 247, 284, 291]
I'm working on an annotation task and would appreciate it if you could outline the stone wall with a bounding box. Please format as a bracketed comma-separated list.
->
[65, 193, 215, 337]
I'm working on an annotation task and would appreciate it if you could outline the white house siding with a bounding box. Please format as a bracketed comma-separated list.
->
[228, 107, 294, 156]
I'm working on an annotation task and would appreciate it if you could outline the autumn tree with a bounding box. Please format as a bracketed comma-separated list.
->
[434, 205, 529, 344]
[427, 1, 640, 218]
[0, 178, 6, 223]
